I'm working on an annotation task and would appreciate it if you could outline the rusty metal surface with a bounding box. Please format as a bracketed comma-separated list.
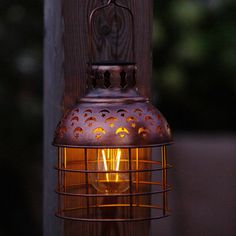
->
[86, 64, 137, 91]
[53, 64, 173, 148]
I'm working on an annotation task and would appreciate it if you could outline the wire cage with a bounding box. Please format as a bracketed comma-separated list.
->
[55, 146, 172, 222]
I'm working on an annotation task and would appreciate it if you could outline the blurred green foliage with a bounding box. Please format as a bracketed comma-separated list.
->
[0, 0, 235, 235]
[153, 0, 236, 131]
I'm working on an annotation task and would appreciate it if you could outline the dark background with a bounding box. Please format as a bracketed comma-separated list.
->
[153, 0, 236, 131]
[0, 0, 42, 235]
[0, 0, 235, 235]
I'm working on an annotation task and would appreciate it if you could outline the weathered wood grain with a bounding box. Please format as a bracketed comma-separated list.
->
[43, 0, 64, 235]
[91, 3, 133, 62]
[44, 0, 152, 235]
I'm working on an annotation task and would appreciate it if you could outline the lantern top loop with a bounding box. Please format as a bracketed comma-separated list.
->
[88, 0, 135, 63]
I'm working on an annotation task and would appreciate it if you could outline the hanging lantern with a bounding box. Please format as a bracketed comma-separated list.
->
[53, 0, 173, 223]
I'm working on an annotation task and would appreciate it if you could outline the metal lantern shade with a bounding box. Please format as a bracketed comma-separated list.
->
[54, 64, 172, 148]
[53, 63, 173, 222]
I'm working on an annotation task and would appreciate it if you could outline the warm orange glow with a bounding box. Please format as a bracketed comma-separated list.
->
[101, 149, 109, 181]
[116, 127, 129, 134]
[93, 127, 106, 134]
[91, 148, 129, 193]
[101, 149, 121, 183]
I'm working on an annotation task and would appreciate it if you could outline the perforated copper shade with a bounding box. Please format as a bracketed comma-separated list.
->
[53, 63, 173, 148]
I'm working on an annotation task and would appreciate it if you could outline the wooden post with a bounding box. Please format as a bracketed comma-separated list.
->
[44, 0, 152, 235]
[43, 0, 64, 235]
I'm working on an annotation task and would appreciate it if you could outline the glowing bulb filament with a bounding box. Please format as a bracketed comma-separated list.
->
[91, 148, 129, 193]
[116, 149, 121, 182]
[101, 149, 122, 183]
[102, 150, 109, 182]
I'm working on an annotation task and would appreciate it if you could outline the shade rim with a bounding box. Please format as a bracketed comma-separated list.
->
[52, 141, 174, 149]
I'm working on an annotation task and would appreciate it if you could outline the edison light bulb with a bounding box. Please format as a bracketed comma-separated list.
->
[90, 149, 129, 193]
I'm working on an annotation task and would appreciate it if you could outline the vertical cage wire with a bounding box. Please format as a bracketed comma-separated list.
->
[161, 146, 168, 215]
[128, 148, 133, 218]
[55, 146, 172, 222]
